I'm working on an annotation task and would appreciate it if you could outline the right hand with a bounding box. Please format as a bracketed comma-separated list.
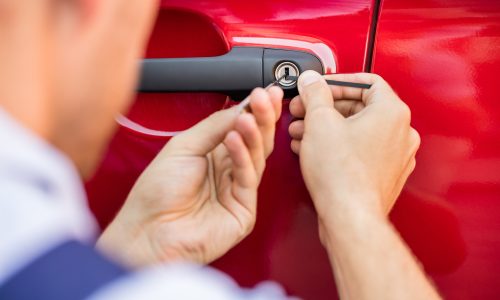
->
[288, 71, 420, 224]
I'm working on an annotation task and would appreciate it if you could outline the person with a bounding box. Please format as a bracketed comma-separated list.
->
[0, 0, 441, 299]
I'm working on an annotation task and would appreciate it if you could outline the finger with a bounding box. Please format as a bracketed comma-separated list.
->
[212, 144, 232, 190]
[388, 157, 417, 214]
[224, 131, 258, 190]
[298, 71, 336, 114]
[248, 88, 277, 157]
[288, 120, 305, 140]
[324, 73, 392, 106]
[165, 106, 239, 156]
[292, 73, 385, 119]
[234, 113, 266, 176]
[334, 100, 366, 118]
[410, 128, 422, 151]
[291, 139, 301, 154]
[394, 157, 416, 200]
[267, 86, 284, 121]
[388, 129, 420, 213]
[290, 92, 367, 119]
[289, 95, 305, 119]
[298, 71, 344, 133]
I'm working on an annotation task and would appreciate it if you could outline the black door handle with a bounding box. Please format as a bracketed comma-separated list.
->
[138, 47, 323, 99]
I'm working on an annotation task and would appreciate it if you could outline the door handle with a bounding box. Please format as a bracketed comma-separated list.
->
[138, 47, 323, 99]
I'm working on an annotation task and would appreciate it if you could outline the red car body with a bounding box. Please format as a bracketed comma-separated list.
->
[86, 1, 500, 299]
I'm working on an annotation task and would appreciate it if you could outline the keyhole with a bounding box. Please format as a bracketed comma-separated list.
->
[274, 62, 299, 87]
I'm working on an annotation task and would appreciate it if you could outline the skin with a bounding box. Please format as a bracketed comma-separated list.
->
[0, 0, 159, 178]
[288, 71, 441, 299]
[97, 88, 284, 266]
[0, 0, 283, 268]
[1, 0, 440, 298]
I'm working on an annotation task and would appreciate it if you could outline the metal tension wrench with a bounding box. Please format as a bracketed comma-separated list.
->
[238, 73, 372, 113]
[285, 76, 372, 89]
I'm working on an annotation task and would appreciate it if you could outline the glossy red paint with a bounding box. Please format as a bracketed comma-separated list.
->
[161, 0, 374, 72]
[86, 8, 230, 232]
[373, 1, 500, 299]
[87, 2, 374, 299]
[233, 37, 337, 73]
[85, 1, 500, 299]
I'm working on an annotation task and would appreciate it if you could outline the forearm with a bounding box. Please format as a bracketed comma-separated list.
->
[319, 195, 441, 300]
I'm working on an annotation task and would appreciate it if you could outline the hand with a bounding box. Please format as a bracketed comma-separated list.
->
[288, 71, 420, 227]
[97, 87, 283, 267]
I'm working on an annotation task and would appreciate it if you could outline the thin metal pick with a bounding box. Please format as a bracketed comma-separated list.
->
[238, 74, 287, 113]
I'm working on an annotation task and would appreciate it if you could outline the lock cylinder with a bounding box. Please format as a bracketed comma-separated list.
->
[274, 62, 300, 87]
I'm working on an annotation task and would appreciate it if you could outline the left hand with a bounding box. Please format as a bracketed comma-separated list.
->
[97, 87, 283, 267]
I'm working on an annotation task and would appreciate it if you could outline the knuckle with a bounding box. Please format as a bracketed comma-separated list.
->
[266, 142, 275, 157]
[241, 212, 257, 235]
[400, 102, 412, 119]
[166, 133, 203, 155]
[392, 102, 411, 123]
[410, 158, 417, 172]
[370, 73, 383, 82]
[410, 128, 421, 150]
[360, 72, 384, 85]
[166, 134, 184, 149]
[246, 220, 256, 235]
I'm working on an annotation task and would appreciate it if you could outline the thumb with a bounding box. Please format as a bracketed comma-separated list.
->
[165, 106, 239, 156]
[298, 71, 343, 121]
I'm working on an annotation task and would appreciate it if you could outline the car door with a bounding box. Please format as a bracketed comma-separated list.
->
[371, 1, 500, 299]
[86, 1, 500, 299]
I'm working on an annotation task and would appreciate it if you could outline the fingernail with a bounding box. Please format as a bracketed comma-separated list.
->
[299, 71, 322, 87]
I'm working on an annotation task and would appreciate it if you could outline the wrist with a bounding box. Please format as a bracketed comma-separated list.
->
[315, 187, 384, 221]
[320, 211, 391, 258]
[313, 190, 388, 248]
[96, 215, 155, 268]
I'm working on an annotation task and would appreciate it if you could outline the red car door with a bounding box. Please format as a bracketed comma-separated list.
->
[372, 1, 500, 299]
[86, 1, 500, 299]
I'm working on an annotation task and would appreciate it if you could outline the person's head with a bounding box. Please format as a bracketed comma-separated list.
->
[0, 0, 158, 178]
